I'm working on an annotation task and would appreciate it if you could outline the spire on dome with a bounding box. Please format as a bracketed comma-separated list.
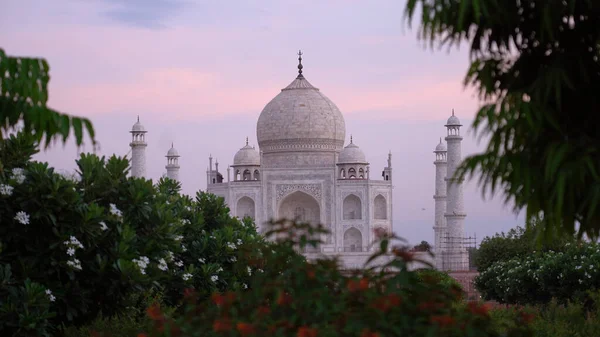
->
[246, 137, 249, 146]
[452, 109, 455, 116]
[350, 135, 353, 144]
[171, 142, 174, 148]
[297, 50, 304, 78]
[137, 115, 140, 122]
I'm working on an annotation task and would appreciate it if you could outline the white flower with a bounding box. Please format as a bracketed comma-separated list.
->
[11, 168, 26, 184]
[174, 235, 184, 241]
[166, 251, 174, 261]
[158, 258, 168, 271]
[216, 267, 223, 273]
[181, 245, 187, 252]
[185, 206, 192, 212]
[242, 283, 248, 289]
[236, 239, 243, 246]
[210, 275, 219, 282]
[99, 221, 108, 231]
[198, 257, 206, 263]
[66, 236, 84, 249]
[45, 289, 56, 302]
[132, 256, 150, 274]
[14, 211, 30, 225]
[67, 259, 82, 270]
[182, 273, 193, 281]
[227, 242, 236, 250]
[67, 247, 75, 256]
[181, 219, 191, 225]
[247, 266, 252, 275]
[230, 256, 237, 263]
[258, 268, 264, 273]
[175, 260, 184, 267]
[0, 184, 14, 196]
[109, 203, 122, 217]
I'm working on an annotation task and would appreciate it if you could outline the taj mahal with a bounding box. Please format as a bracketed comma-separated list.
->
[127, 52, 468, 271]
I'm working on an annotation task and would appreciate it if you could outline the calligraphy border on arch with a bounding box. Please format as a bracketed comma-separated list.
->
[276, 183, 322, 203]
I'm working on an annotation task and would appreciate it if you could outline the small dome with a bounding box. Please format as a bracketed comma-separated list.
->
[445, 110, 461, 126]
[131, 116, 146, 132]
[435, 138, 446, 152]
[167, 144, 179, 157]
[233, 141, 260, 166]
[338, 138, 368, 164]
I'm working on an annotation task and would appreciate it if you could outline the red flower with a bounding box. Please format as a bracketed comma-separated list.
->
[306, 268, 316, 279]
[236, 322, 256, 336]
[520, 311, 535, 324]
[277, 292, 293, 306]
[297, 326, 318, 337]
[146, 303, 163, 320]
[213, 319, 232, 332]
[430, 315, 455, 327]
[467, 302, 490, 317]
[360, 329, 381, 337]
[137, 334, 148, 337]
[348, 277, 370, 292]
[257, 305, 271, 316]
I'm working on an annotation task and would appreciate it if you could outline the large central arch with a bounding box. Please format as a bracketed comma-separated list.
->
[278, 191, 321, 225]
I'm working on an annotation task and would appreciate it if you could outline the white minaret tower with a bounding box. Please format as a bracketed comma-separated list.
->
[433, 138, 447, 270]
[129, 116, 147, 178]
[166, 143, 180, 181]
[444, 109, 467, 271]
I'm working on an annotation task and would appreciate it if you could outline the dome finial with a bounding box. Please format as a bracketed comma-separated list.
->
[350, 134, 353, 144]
[439, 137, 442, 144]
[297, 50, 304, 78]
[246, 137, 249, 146]
[171, 142, 174, 148]
[452, 108, 455, 116]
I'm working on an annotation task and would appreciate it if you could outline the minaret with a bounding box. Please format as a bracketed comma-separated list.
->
[166, 143, 180, 181]
[382, 151, 392, 181]
[433, 138, 448, 270]
[129, 116, 147, 178]
[444, 109, 467, 271]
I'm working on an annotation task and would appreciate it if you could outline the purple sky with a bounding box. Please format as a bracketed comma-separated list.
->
[2, 0, 523, 245]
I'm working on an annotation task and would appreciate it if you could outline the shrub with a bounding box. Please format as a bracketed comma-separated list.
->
[0, 133, 262, 336]
[476, 242, 600, 305]
[141, 220, 534, 337]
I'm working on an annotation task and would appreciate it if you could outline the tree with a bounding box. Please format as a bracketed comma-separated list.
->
[404, 1, 600, 240]
[413, 240, 432, 252]
[0, 49, 95, 149]
[475, 219, 574, 272]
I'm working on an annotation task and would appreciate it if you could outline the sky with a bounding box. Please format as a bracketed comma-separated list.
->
[1, 0, 524, 245]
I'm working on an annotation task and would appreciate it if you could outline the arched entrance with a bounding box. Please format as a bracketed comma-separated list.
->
[343, 227, 363, 252]
[236, 196, 255, 220]
[278, 191, 321, 252]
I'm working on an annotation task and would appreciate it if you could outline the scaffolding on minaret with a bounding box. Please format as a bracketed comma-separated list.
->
[438, 232, 477, 271]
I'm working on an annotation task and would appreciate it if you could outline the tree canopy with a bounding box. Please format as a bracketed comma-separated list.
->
[404, 0, 600, 240]
[0, 49, 95, 149]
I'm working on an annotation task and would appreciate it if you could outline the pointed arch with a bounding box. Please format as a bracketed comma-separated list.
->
[236, 196, 255, 219]
[343, 227, 363, 252]
[374, 194, 387, 220]
[343, 194, 362, 220]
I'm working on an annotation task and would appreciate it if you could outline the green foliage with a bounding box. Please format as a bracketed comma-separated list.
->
[476, 220, 574, 272]
[142, 221, 533, 337]
[415, 268, 463, 294]
[0, 49, 95, 148]
[490, 292, 600, 337]
[412, 240, 432, 252]
[0, 133, 261, 336]
[476, 242, 600, 305]
[404, 0, 600, 240]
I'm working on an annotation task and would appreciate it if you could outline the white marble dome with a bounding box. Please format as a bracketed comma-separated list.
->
[435, 139, 446, 152]
[233, 143, 260, 166]
[167, 145, 179, 157]
[256, 75, 346, 153]
[131, 117, 146, 132]
[338, 140, 368, 164]
[446, 111, 461, 126]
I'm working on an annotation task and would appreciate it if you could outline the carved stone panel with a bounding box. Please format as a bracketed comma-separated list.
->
[276, 183, 322, 203]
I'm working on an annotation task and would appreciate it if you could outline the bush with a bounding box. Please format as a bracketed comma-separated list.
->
[140, 220, 534, 337]
[475, 219, 574, 272]
[490, 292, 600, 337]
[0, 133, 263, 336]
[476, 242, 600, 305]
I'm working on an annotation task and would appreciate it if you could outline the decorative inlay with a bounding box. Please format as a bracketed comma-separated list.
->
[276, 183, 322, 202]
